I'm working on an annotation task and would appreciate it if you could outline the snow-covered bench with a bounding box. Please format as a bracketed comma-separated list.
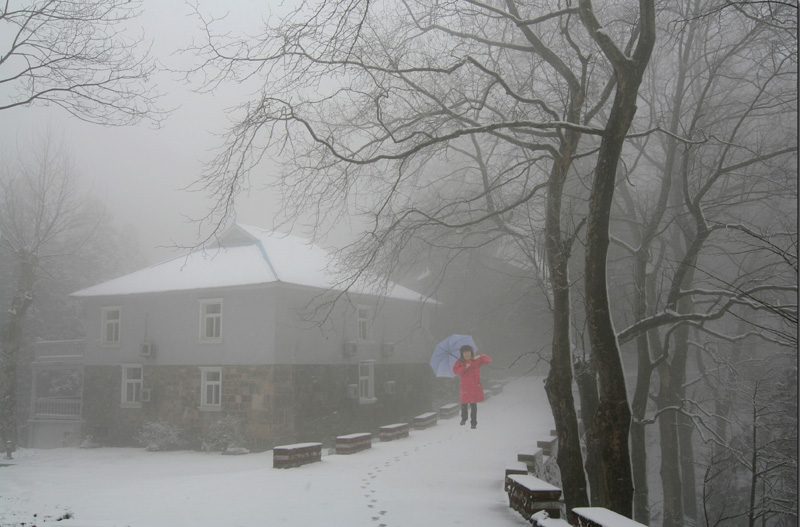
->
[505, 474, 564, 520]
[530, 510, 571, 526]
[537, 437, 557, 457]
[504, 462, 529, 491]
[379, 423, 409, 442]
[273, 442, 322, 468]
[335, 433, 372, 455]
[439, 403, 460, 419]
[517, 449, 544, 473]
[413, 412, 438, 430]
[572, 507, 648, 527]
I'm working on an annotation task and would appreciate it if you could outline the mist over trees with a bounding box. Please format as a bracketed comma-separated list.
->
[0, 0, 794, 525]
[186, 0, 796, 524]
[0, 130, 149, 451]
[0, 0, 164, 125]
[0, 0, 163, 449]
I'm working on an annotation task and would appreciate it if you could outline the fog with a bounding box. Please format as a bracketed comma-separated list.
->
[0, 1, 299, 264]
[1, 3, 795, 527]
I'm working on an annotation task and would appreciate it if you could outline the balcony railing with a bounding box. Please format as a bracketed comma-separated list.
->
[33, 340, 85, 362]
[33, 397, 82, 419]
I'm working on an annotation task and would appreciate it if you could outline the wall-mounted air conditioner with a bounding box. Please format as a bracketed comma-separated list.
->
[343, 342, 358, 358]
[384, 381, 396, 395]
[346, 384, 359, 399]
[141, 388, 152, 403]
[140, 343, 155, 357]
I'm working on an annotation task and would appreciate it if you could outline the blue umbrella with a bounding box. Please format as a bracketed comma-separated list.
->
[430, 334, 477, 377]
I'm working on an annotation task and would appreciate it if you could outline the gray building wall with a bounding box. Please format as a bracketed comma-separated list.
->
[78, 283, 434, 450]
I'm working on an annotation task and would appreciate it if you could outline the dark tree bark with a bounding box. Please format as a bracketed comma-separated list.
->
[544, 128, 590, 513]
[574, 356, 605, 507]
[578, 0, 656, 517]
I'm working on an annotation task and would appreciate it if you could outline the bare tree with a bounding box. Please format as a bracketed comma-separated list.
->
[0, 0, 164, 125]
[186, 0, 662, 516]
[700, 361, 797, 527]
[0, 131, 102, 447]
[610, 1, 797, 524]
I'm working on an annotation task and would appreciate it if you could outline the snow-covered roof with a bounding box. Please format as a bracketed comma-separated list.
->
[71, 224, 426, 302]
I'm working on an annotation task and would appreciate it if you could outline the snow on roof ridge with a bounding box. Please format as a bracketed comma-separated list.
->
[70, 223, 429, 302]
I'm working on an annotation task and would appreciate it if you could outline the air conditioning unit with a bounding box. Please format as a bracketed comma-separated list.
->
[381, 342, 395, 357]
[346, 384, 360, 399]
[343, 342, 358, 358]
[384, 381, 396, 395]
[140, 343, 155, 357]
[141, 388, 152, 403]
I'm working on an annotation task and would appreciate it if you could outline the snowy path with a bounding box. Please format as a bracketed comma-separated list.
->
[0, 375, 553, 527]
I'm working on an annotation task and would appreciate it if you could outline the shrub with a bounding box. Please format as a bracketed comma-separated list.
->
[202, 415, 247, 453]
[136, 420, 185, 451]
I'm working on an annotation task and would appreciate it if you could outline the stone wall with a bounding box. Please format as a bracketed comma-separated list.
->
[82, 363, 432, 451]
[291, 363, 432, 446]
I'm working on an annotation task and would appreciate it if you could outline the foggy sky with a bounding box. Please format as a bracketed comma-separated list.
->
[0, 1, 299, 265]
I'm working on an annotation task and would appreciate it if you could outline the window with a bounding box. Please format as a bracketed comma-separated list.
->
[121, 365, 142, 406]
[102, 307, 121, 344]
[357, 306, 373, 341]
[200, 367, 222, 409]
[200, 300, 222, 341]
[359, 361, 376, 403]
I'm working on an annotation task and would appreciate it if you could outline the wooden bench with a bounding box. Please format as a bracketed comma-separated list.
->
[379, 423, 409, 442]
[505, 474, 563, 520]
[518, 449, 544, 473]
[273, 442, 323, 468]
[537, 436, 558, 457]
[335, 433, 372, 455]
[504, 462, 529, 491]
[571, 507, 648, 527]
[413, 412, 438, 430]
[439, 403, 460, 419]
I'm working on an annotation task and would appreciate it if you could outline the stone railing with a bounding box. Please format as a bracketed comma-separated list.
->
[33, 340, 85, 361]
[33, 397, 82, 419]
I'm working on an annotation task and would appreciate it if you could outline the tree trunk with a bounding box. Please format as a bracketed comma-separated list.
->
[657, 362, 683, 527]
[675, 327, 698, 521]
[629, 248, 655, 523]
[583, 85, 641, 518]
[579, 0, 655, 516]
[544, 134, 590, 514]
[575, 356, 605, 506]
[0, 251, 36, 447]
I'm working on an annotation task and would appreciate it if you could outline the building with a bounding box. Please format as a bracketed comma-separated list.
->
[28, 224, 434, 450]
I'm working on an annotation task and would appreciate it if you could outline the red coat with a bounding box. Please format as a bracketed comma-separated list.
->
[453, 355, 492, 404]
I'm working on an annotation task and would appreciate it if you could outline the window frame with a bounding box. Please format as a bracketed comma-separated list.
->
[101, 306, 121, 345]
[199, 299, 223, 342]
[199, 367, 222, 410]
[358, 360, 376, 404]
[356, 305, 373, 342]
[121, 364, 143, 407]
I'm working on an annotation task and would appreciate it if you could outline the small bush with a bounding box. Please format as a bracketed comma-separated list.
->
[79, 435, 101, 449]
[136, 420, 185, 451]
[202, 415, 247, 453]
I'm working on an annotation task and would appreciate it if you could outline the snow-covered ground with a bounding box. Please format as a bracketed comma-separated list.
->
[0, 375, 554, 527]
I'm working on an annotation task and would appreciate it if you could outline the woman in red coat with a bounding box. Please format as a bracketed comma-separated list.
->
[452, 345, 491, 429]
